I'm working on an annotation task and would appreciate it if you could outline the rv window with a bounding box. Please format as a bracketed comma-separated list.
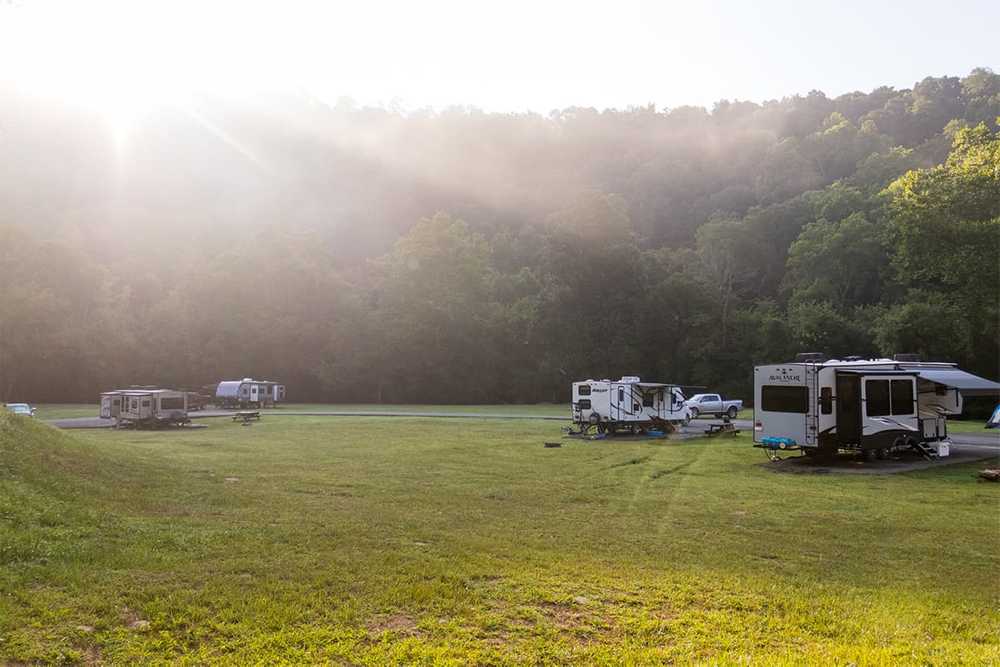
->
[160, 397, 185, 410]
[820, 387, 832, 414]
[577, 399, 591, 409]
[642, 393, 654, 407]
[865, 380, 890, 416]
[141, 399, 151, 408]
[761, 386, 808, 413]
[618, 388, 624, 401]
[890, 380, 914, 415]
[578, 384, 591, 396]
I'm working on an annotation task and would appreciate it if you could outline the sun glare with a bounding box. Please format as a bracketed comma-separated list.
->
[0, 0, 319, 142]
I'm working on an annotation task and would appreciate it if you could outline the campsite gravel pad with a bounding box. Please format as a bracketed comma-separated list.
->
[763, 445, 997, 475]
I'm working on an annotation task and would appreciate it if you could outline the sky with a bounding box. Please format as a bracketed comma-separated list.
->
[0, 0, 997, 115]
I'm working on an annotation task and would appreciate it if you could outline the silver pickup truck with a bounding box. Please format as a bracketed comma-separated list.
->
[684, 393, 742, 419]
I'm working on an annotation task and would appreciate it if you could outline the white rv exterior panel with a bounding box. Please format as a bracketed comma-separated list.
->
[753, 364, 809, 446]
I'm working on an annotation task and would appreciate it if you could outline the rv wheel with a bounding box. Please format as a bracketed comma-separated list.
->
[875, 448, 888, 460]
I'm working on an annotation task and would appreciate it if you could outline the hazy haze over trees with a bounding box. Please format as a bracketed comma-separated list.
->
[1, 69, 998, 403]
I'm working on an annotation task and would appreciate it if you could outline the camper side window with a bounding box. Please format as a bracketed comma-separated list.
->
[160, 397, 185, 410]
[141, 399, 151, 408]
[890, 380, 914, 415]
[761, 386, 808, 413]
[577, 399, 591, 409]
[578, 385, 591, 396]
[820, 387, 832, 414]
[865, 380, 890, 416]
[642, 393, 654, 407]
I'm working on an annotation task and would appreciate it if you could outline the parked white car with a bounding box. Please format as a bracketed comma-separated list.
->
[684, 394, 742, 419]
[4, 403, 36, 417]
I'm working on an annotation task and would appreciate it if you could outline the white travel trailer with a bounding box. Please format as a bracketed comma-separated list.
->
[572, 376, 691, 434]
[101, 389, 189, 427]
[753, 354, 1000, 459]
[215, 378, 285, 408]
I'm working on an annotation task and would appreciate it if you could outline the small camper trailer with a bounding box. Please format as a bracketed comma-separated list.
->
[572, 376, 691, 434]
[101, 389, 189, 427]
[753, 354, 1000, 459]
[215, 378, 285, 408]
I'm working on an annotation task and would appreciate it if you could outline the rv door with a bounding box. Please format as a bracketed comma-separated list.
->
[835, 373, 862, 446]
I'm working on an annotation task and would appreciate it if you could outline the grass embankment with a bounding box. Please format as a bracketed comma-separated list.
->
[2, 411, 998, 663]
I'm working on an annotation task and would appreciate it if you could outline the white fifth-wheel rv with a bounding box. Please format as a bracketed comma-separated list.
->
[100, 388, 189, 428]
[572, 376, 691, 434]
[753, 354, 1000, 459]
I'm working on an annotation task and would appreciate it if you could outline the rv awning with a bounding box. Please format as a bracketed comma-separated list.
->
[635, 382, 673, 388]
[913, 369, 1000, 396]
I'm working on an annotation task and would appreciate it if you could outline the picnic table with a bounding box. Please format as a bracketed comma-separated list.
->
[233, 410, 261, 424]
[705, 421, 739, 436]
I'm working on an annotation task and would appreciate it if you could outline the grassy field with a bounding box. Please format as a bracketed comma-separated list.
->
[2, 411, 998, 664]
[30, 403, 101, 420]
[30, 402, 995, 436]
[268, 403, 569, 416]
[30, 403, 570, 420]
[945, 419, 996, 434]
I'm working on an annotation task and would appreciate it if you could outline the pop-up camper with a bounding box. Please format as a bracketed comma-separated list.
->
[753, 354, 1000, 459]
[572, 376, 691, 434]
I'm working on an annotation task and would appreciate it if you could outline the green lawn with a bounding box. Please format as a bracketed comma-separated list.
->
[269, 403, 568, 417]
[31, 403, 100, 420]
[2, 411, 998, 663]
[946, 418, 996, 434]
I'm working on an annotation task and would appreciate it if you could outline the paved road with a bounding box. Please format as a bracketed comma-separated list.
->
[43, 412, 1000, 451]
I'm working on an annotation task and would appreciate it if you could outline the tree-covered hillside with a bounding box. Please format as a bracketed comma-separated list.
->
[1, 69, 998, 403]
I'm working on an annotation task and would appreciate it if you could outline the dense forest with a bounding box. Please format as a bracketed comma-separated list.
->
[1, 68, 998, 405]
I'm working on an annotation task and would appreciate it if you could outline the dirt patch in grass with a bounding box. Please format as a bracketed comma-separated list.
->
[367, 613, 421, 636]
[82, 644, 102, 665]
[539, 601, 589, 630]
[122, 607, 149, 631]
